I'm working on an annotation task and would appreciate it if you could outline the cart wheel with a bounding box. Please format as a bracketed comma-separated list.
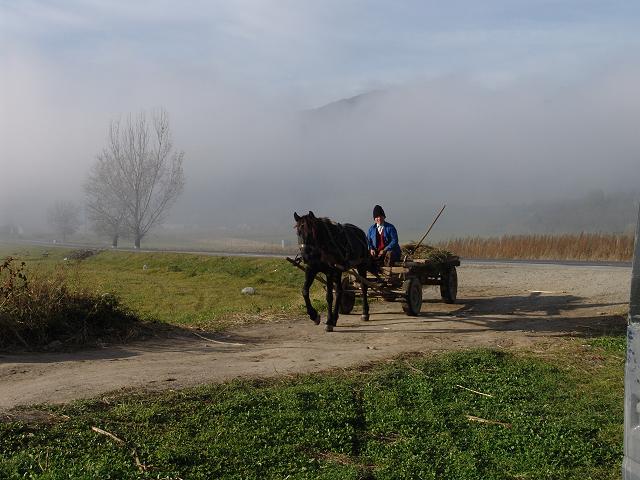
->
[402, 278, 423, 316]
[440, 267, 458, 304]
[338, 277, 356, 314]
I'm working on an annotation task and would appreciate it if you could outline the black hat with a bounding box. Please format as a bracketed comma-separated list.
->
[373, 205, 385, 218]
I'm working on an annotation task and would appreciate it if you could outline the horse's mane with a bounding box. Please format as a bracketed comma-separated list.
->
[307, 216, 347, 243]
[315, 216, 338, 227]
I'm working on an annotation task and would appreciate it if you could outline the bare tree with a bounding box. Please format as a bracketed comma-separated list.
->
[85, 161, 126, 247]
[85, 143, 131, 248]
[87, 109, 185, 248]
[47, 201, 81, 242]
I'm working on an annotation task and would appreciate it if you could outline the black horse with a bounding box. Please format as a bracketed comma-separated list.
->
[294, 211, 373, 332]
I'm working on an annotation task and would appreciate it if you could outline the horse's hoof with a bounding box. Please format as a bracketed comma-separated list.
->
[361, 314, 369, 322]
[325, 324, 334, 332]
[310, 312, 320, 325]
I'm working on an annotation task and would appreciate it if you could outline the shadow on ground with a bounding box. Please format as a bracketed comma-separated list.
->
[336, 292, 626, 338]
[0, 326, 260, 364]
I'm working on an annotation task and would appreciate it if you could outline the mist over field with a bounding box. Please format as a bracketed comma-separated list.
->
[2, 1, 640, 244]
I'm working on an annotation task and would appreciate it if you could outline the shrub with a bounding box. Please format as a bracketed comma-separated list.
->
[0, 257, 150, 350]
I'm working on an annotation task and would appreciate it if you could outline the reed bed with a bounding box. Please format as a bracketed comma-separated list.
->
[437, 233, 635, 262]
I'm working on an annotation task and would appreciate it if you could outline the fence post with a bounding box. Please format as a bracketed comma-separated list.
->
[624, 203, 640, 479]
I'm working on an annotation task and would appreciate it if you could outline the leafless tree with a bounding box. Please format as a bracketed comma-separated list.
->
[85, 161, 126, 247]
[47, 201, 82, 242]
[86, 109, 185, 248]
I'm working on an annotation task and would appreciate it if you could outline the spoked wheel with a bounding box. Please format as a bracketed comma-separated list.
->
[440, 267, 458, 304]
[402, 277, 423, 316]
[337, 276, 356, 314]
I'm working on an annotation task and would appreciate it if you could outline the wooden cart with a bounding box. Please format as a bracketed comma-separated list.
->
[286, 255, 460, 316]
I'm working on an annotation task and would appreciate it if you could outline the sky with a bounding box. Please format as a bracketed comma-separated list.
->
[1, 1, 640, 238]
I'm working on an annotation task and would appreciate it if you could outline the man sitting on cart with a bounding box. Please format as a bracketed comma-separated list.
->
[368, 205, 401, 264]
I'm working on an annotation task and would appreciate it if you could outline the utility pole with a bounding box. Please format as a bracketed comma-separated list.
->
[624, 203, 640, 479]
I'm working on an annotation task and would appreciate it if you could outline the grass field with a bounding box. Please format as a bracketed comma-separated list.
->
[0, 339, 624, 479]
[0, 245, 325, 333]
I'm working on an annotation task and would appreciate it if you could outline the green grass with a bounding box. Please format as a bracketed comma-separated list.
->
[587, 335, 626, 355]
[0, 245, 326, 330]
[0, 345, 624, 479]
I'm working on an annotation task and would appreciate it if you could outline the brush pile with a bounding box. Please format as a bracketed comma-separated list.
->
[401, 243, 455, 263]
[68, 249, 102, 261]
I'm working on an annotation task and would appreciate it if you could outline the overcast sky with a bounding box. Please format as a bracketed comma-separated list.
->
[4, 1, 640, 105]
[1, 1, 640, 236]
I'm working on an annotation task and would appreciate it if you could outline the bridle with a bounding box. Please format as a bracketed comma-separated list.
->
[295, 216, 318, 253]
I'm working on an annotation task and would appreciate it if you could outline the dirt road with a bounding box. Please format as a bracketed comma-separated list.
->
[0, 262, 630, 411]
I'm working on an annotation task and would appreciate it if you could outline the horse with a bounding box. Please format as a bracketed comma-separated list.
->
[293, 211, 373, 332]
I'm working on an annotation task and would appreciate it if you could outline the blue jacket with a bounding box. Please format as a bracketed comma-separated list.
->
[367, 222, 401, 260]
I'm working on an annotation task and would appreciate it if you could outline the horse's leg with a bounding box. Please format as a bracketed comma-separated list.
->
[325, 273, 335, 332]
[359, 265, 370, 321]
[302, 266, 320, 325]
[332, 271, 342, 327]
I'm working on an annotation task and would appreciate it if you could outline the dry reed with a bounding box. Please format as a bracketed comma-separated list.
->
[436, 233, 634, 262]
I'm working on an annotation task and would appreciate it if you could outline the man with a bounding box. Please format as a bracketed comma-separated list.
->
[367, 205, 401, 263]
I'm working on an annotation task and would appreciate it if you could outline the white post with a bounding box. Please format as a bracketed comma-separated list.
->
[624, 203, 640, 479]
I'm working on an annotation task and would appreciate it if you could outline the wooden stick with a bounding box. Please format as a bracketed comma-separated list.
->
[404, 361, 428, 375]
[347, 268, 391, 295]
[190, 330, 245, 346]
[456, 384, 493, 397]
[410, 205, 447, 255]
[285, 257, 327, 286]
[465, 415, 511, 428]
[133, 449, 149, 472]
[91, 426, 124, 443]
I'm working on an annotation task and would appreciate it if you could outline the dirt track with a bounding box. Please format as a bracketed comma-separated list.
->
[0, 262, 630, 411]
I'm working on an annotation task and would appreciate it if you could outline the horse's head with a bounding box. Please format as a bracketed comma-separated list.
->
[294, 211, 319, 261]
